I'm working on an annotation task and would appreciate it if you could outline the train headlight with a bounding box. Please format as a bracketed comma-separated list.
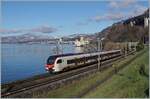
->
[45, 67, 49, 70]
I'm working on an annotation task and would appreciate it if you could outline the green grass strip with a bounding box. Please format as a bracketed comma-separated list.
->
[84, 48, 149, 98]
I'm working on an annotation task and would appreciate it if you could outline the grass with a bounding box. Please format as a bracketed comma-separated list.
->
[84, 48, 149, 98]
[33, 48, 149, 98]
[33, 64, 118, 98]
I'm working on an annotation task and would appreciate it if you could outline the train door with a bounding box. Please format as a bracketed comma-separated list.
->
[56, 59, 63, 71]
[56, 58, 67, 71]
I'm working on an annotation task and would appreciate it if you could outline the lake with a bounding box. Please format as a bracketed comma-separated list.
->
[1, 44, 84, 84]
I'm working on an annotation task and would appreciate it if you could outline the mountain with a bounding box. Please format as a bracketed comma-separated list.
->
[1, 33, 55, 43]
[62, 33, 95, 41]
[97, 9, 149, 43]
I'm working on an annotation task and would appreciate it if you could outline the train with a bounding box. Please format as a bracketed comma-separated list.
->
[45, 50, 122, 73]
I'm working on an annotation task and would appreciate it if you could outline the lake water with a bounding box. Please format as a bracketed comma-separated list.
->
[1, 44, 84, 84]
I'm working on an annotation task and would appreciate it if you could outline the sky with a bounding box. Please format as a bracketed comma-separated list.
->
[0, 0, 149, 37]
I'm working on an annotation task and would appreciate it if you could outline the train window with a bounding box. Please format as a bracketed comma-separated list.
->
[87, 55, 97, 60]
[57, 59, 62, 64]
[67, 59, 75, 64]
[47, 57, 56, 64]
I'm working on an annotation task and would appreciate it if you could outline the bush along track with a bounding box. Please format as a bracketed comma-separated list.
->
[33, 48, 148, 98]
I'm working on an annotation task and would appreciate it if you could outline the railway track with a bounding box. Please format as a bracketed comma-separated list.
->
[1, 51, 134, 98]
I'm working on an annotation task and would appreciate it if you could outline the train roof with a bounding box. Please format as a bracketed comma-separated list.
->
[48, 53, 83, 59]
[47, 50, 121, 60]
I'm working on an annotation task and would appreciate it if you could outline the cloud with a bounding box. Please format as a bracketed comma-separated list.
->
[121, 4, 148, 18]
[89, 0, 148, 22]
[109, 0, 137, 8]
[123, 0, 137, 7]
[108, 0, 148, 16]
[106, 13, 125, 20]
[90, 12, 125, 22]
[109, 1, 118, 8]
[133, 4, 147, 16]
[90, 16, 102, 22]
[0, 29, 22, 34]
[77, 0, 148, 26]
[30, 26, 57, 33]
[0, 25, 57, 34]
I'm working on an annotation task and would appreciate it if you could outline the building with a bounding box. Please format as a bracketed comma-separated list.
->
[74, 36, 89, 47]
[130, 21, 136, 27]
[144, 17, 149, 27]
[128, 42, 138, 51]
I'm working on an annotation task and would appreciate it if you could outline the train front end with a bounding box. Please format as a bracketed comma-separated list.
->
[45, 56, 56, 72]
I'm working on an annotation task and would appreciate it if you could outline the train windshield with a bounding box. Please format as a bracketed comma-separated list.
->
[47, 56, 57, 64]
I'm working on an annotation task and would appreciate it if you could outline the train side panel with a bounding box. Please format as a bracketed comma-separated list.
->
[50, 50, 122, 72]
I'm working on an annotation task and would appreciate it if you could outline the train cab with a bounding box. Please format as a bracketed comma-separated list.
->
[45, 55, 58, 72]
[45, 53, 84, 72]
[45, 53, 75, 72]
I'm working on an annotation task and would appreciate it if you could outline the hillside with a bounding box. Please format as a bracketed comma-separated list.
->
[98, 9, 149, 43]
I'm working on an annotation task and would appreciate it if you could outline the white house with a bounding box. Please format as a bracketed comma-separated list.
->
[74, 36, 89, 47]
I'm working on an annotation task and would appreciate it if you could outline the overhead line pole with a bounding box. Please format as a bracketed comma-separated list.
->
[98, 37, 104, 71]
[98, 38, 100, 71]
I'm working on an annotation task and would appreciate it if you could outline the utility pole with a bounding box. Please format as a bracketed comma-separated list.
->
[61, 41, 63, 54]
[100, 40, 102, 51]
[53, 38, 61, 55]
[98, 37, 104, 71]
[57, 39, 60, 55]
[98, 38, 100, 71]
[59, 38, 63, 54]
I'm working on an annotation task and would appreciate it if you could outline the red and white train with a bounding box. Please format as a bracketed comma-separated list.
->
[45, 50, 122, 73]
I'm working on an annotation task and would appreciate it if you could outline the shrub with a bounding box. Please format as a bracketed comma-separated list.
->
[136, 41, 144, 51]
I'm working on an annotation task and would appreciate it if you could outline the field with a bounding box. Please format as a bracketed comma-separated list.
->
[33, 47, 149, 98]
